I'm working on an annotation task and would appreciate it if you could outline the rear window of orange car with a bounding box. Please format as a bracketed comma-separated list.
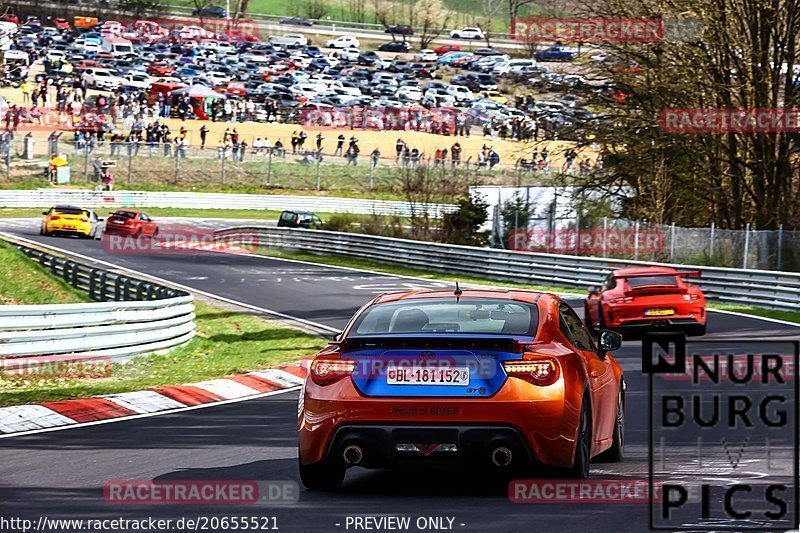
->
[350, 298, 538, 337]
[112, 211, 137, 219]
[625, 275, 678, 288]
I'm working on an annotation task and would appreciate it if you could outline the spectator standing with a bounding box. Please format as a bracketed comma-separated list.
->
[335, 134, 345, 156]
[199, 125, 208, 149]
[451, 142, 461, 167]
[371, 148, 380, 167]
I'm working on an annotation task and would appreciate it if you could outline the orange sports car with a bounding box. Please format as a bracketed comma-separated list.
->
[298, 289, 625, 490]
[584, 266, 707, 337]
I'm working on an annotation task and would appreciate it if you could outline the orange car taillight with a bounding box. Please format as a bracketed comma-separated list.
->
[310, 357, 355, 386]
[611, 296, 633, 303]
[682, 293, 701, 301]
[50, 215, 60, 220]
[503, 358, 560, 386]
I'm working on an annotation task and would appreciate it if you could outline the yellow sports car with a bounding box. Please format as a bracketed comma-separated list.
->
[41, 205, 103, 239]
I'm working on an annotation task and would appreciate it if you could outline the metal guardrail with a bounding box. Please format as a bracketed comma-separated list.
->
[0, 190, 457, 218]
[216, 226, 800, 311]
[0, 237, 195, 362]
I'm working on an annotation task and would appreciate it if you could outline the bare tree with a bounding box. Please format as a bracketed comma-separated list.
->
[574, 0, 800, 230]
[416, 0, 450, 49]
[480, 0, 505, 47]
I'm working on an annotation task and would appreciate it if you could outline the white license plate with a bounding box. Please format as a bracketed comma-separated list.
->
[387, 365, 469, 386]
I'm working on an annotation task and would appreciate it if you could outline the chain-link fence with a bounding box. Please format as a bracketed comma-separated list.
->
[498, 214, 800, 272]
[4, 134, 579, 192]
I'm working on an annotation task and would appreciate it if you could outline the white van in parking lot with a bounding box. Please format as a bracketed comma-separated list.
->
[102, 37, 134, 57]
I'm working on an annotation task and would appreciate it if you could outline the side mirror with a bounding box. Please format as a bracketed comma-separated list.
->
[588, 285, 599, 294]
[42, 211, 48, 215]
[598, 330, 622, 358]
[97, 217, 104, 221]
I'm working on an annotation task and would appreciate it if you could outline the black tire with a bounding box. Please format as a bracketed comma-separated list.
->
[298, 456, 345, 491]
[569, 398, 591, 478]
[688, 324, 707, 337]
[597, 386, 624, 462]
[40, 226, 45, 236]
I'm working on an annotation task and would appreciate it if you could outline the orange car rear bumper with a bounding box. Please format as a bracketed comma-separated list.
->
[298, 376, 581, 469]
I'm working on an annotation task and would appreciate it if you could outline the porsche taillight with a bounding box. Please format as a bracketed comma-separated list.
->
[310, 357, 355, 386]
[50, 215, 60, 220]
[610, 296, 633, 304]
[80, 217, 88, 222]
[682, 293, 701, 301]
[503, 357, 560, 386]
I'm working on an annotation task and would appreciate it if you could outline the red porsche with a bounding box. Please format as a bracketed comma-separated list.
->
[584, 266, 707, 337]
[298, 289, 625, 490]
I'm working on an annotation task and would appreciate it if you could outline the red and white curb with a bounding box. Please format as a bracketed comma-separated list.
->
[0, 360, 311, 435]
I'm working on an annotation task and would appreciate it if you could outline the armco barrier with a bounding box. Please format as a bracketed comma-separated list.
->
[216, 226, 800, 311]
[0, 190, 457, 218]
[0, 237, 195, 362]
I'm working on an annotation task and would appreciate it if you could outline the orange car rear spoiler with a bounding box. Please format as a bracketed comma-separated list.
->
[612, 271, 701, 279]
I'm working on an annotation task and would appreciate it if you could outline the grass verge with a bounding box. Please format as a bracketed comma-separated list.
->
[0, 302, 327, 406]
[0, 240, 91, 305]
[709, 304, 800, 325]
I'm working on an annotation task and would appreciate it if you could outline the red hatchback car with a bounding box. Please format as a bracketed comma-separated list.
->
[584, 267, 707, 337]
[103, 209, 159, 238]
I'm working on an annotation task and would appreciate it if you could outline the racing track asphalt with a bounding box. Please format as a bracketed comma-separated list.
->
[0, 219, 799, 532]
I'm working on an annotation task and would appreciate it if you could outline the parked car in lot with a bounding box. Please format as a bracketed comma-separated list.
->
[449, 27, 485, 40]
[534, 45, 578, 62]
[81, 68, 122, 90]
[103, 210, 159, 238]
[41, 205, 103, 239]
[378, 41, 413, 53]
[433, 44, 461, 54]
[277, 210, 323, 229]
[326, 36, 360, 49]
[297, 289, 625, 489]
[585, 267, 707, 337]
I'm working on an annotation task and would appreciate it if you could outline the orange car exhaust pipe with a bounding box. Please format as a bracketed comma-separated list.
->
[343, 444, 364, 466]
[491, 446, 512, 467]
